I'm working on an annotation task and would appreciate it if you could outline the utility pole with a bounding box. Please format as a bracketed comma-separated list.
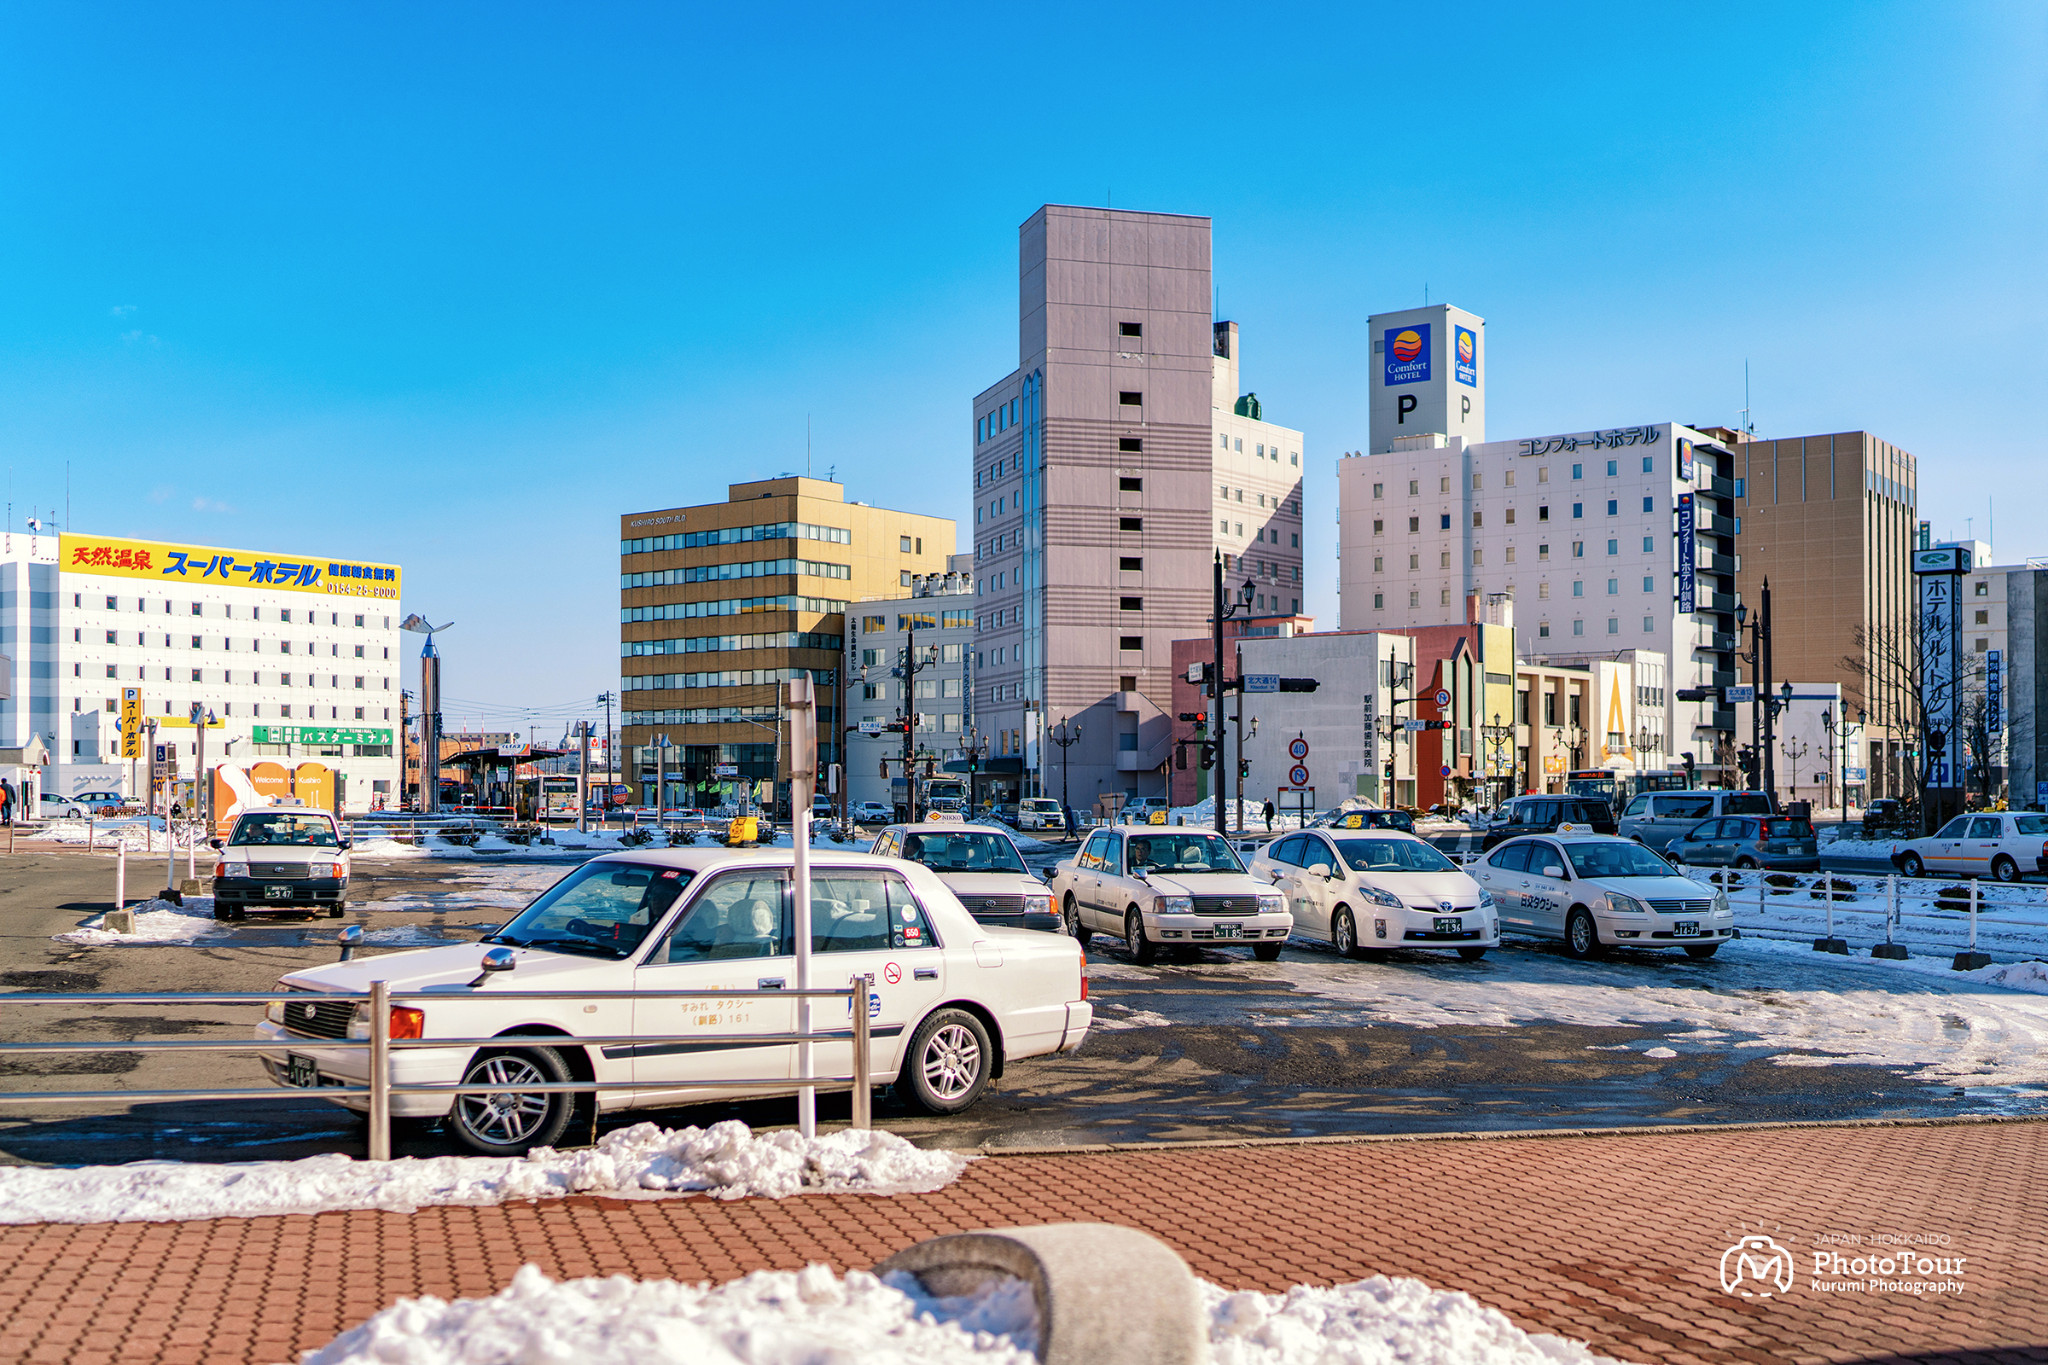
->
[1761, 578, 1776, 802]
[1211, 553, 1254, 835]
[898, 616, 929, 822]
[598, 691, 615, 809]
[575, 720, 589, 832]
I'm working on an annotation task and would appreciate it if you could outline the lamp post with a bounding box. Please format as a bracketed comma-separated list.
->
[960, 728, 988, 819]
[1485, 711, 1514, 807]
[1050, 716, 1081, 836]
[1734, 584, 1778, 799]
[1820, 709, 1836, 814]
[1782, 737, 1810, 803]
[1212, 552, 1257, 836]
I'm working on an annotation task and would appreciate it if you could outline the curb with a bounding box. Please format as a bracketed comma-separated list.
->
[950, 1110, 2048, 1159]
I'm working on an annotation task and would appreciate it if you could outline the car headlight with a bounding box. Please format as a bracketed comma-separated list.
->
[1608, 892, 1648, 915]
[1478, 889, 1497, 910]
[265, 999, 286, 1024]
[220, 861, 250, 879]
[1258, 894, 1284, 915]
[1024, 894, 1052, 915]
[1159, 895, 1193, 915]
[1363, 886, 1405, 910]
[1713, 890, 1731, 916]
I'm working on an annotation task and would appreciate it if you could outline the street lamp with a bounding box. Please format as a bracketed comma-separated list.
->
[400, 615, 453, 815]
[1050, 717, 1082, 836]
[1211, 551, 1257, 836]
[960, 728, 988, 818]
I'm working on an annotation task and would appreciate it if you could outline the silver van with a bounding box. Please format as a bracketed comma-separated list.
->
[1618, 789, 1774, 851]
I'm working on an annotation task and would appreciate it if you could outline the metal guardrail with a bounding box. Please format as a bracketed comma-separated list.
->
[1718, 868, 2042, 968]
[0, 981, 875, 1160]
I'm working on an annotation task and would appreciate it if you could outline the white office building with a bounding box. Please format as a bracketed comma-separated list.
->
[0, 529, 404, 810]
[844, 561, 978, 811]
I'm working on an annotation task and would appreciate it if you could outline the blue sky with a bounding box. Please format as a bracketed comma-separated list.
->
[3, 3, 2042, 736]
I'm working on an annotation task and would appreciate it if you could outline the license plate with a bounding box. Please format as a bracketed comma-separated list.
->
[1433, 916, 1462, 934]
[285, 1053, 318, 1087]
[264, 884, 293, 901]
[1673, 920, 1698, 937]
[1212, 923, 1242, 939]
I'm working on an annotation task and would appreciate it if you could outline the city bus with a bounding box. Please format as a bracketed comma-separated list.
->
[1568, 768, 1693, 814]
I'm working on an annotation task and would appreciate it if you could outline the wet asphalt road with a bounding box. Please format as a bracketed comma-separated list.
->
[0, 844, 2037, 1165]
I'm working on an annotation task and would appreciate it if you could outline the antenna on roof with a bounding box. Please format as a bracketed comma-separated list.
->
[1740, 360, 1754, 435]
[806, 414, 812, 478]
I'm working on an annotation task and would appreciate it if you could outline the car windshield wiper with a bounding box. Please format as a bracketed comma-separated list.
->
[479, 932, 529, 946]
[523, 937, 629, 959]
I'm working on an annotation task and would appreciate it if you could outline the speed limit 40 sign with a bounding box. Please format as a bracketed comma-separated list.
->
[1288, 737, 1309, 761]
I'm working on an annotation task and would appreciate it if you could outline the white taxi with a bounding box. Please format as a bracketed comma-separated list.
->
[870, 823, 1062, 933]
[254, 848, 1091, 1155]
[1470, 829, 1734, 960]
[1250, 825, 1497, 960]
[1045, 825, 1291, 963]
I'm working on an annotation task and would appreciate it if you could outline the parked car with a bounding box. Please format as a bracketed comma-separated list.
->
[870, 823, 1061, 933]
[1664, 814, 1819, 871]
[850, 801, 895, 824]
[1470, 832, 1734, 959]
[1617, 790, 1774, 851]
[1251, 828, 1497, 960]
[1045, 825, 1290, 963]
[40, 790, 125, 818]
[1861, 799, 1918, 840]
[255, 848, 1092, 1154]
[1479, 795, 1617, 850]
[1310, 808, 1418, 835]
[1892, 812, 2048, 882]
[211, 808, 352, 922]
[1127, 796, 1171, 821]
[1016, 798, 1067, 832]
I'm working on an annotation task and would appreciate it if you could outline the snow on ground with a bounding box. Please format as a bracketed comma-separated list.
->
[54, 896, 220, 945]
[1718, 867, 2048, 960]
[1085, 936, 2048, 1087]
[301, 1262, 1621, 1365]
[0, 1121, 972, 1225]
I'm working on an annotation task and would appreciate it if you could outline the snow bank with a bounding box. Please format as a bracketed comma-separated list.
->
[0, 1121, 972, 1224]
[1964, 959, 2048, 996]
[55, 896, 219, 945]
[350, 836, 426, 858]
[299, 1263, 1621, 1365]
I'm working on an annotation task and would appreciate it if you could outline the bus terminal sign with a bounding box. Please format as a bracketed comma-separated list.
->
[251, 726, 393, 746]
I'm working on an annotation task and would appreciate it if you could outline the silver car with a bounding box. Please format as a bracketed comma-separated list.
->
[1618, 790, 1774, 851]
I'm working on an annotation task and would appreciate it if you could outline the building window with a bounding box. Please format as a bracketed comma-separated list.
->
[191, 668, 201, 681]
[1608, 618, 1619, 635]
[1643, 456, 1654, 472]
[1539, 623, 1551, 637]
[1409, 591, 1419, 608]
[1975, 638, 1990, 652]
[1440, 514, 1451, 530]
[1119, 635, 1143, 651]
[1538, 582, 1550, 599]
[1119, 476, 1142, 491]
[1976, 581, 1990, 596]
[1119, 438, 1142, 453]
[1120, 516, 1142, 531]
[1372, 482, 1384, 499]
[1472, 512, 1483, 528]
[1119, 556, 1143, 570]
[1440, 552, 1452, 569]
[1645, 617, 1656, 632]
[1572, 503, 1584, 519]
[1538, 506, 1549, 522]
[1573, 581, 1584, 597]
[1572, 542, 1584, 558]
[1605, 499, 1618, 516]
[1607, 578, 1618, 594]
[1505, 508, 1516, 525]
[1504, 470, 1516, 488]
[1118, 391, 1143, 406]
[1408, 516, 1419, 533]
[1976, 609, 1990, 625]
[105, 664, 116, 678]
[1643, 536, 1655, 552]
[1119, 321, 1142, 337]
[1440, 589, 1451, 606]
[1538, 544, 1550, 561]
[1374, 593, 1385, 609]
[1571, 464, 1583, 480]
[1642, 496, 1654, 513]
[1408, 480, 1419, 495]
[1607, 539, 1619, 555]
[899, 536, 912, 552]
[1573, 620, 1585, 636]
[1473, 549, 1484, 566]
[1472, 473, 1483, 490]
[1120, 597, 1142, 611]
[1505, 546, 1517, 564]
[1373, 555, 1384, 572]
[1440, 477, 1451, 493]
[1373, 519, 1384, 536]
[1538, 468, 1550, 484]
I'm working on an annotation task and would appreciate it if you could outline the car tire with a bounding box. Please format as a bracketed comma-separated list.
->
[1900, 851, 1925, 878]
[447, 1046, 576, 1157]
[211, 902, 231, 922]
[1684, 944, 1721, 959]
[1331, 907, 1360, 960]
[1124, 908, 1157, 965]
[1992, 855, 2021, 884]
[897, 1008, 992, 1115]
[1063, 894, 1090, 946]
[1734, 857, 1759, 870]
[1251, 941, 1283, 961]
[327, 901, 347, 919]
[1457, 946, 1488, 961]
[1565, 908, 1601, 960]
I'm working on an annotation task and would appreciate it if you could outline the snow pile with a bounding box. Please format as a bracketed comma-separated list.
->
[1205, 1275, 1617, 1365]
[349, 836, 426, 858]
[55, 896, 219, 945]
[299, 1264, 1621, 1365]
[1963, 959, 2048, 996]
[304, 1263, 1039, 1365]
[0, 1121, 973, 1224]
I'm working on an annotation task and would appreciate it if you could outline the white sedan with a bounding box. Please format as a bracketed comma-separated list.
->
[1470, 832, 1733, 959]
[1893, 811, 2048, 883]
[1250, 828, 1498, 960]
[254, 848, 1092, 1155]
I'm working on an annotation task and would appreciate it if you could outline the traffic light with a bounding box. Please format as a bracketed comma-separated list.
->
[1277, 678, 1319, 693]
[1177, 711, 1208, 725]
[1238, 759, 1251, 778]
[1674, 687, 1710, 703]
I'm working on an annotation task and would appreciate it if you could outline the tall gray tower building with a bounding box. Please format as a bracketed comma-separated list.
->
[970, 206, 1303, 810]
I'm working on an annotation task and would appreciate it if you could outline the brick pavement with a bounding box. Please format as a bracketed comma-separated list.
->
[0, 1118, 2043, 1365]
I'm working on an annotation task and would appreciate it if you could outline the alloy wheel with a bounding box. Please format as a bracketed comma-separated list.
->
[920, 1023, 982, 1101]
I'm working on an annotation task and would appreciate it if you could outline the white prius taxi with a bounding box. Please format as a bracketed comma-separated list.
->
[1044, 825, 1291, 963]
[254, 848, 1091, 1155]
[869, 823, 1063, 934]
[1469, 827, 1733, 960]
[1250, 825, 1498, 960]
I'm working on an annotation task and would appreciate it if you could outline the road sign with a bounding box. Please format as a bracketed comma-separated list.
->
[713, 763, 739, 778]
[1288, 764, 1310, 786]
[119, 688, 142, 760]
[1403, 719, 1429, 732]
[1434, 689, 1451, 708]
[1845, 767, 1868, 781]
[1725, 684, 1756, 704]
[1440, 765, 1453, 777]
[859, 719, 883, 736]
[1243, 674, 1279, 694]
[1287, 737, 1309, 761]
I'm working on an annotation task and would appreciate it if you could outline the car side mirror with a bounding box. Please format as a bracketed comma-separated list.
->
[339, 838, 353, 850]
[1541, 864, 1566, 879]
[1306, 862, 1332, 879]
[467, 946, 517, 987]
[208, 837, 222, 849]
[1129, 867, 1148, 882]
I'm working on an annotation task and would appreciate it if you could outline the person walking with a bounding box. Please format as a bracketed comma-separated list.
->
[0, 778, 14, 825]
[1263, 798, 1276, 833]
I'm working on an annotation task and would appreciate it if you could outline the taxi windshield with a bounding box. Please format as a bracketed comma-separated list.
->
[230, 812, 339, 848]
[899, 831, 1027, 874]
[487, 862, 693, 958]
[1564, 841, 1676, 879]
[1333, 838, 1457, 873]
[1125, 833, 1244, 874]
